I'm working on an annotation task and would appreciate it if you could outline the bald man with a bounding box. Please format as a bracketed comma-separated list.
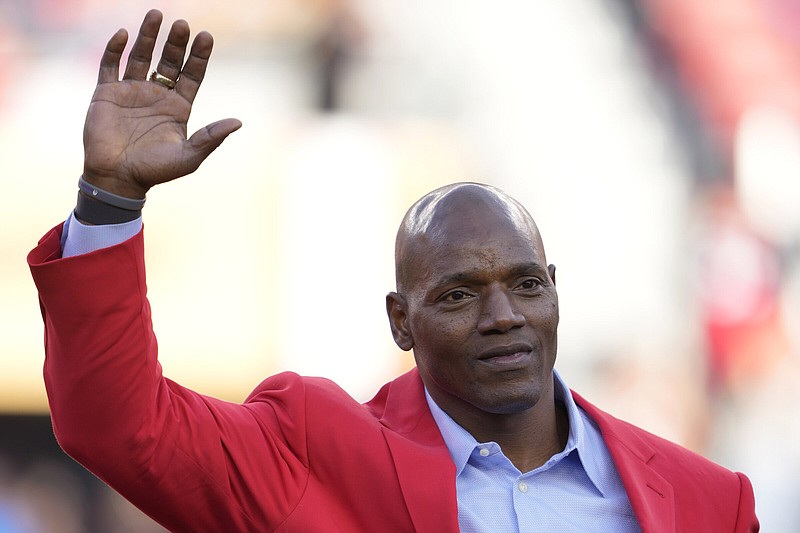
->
[389, 184, 565, 474]
[29, 10, 758, 533]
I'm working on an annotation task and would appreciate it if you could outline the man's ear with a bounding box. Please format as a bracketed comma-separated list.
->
[386, 292, 414, 351]
[548, 264, 556, 286]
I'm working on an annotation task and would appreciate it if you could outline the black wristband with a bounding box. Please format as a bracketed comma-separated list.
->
[75, 190, 142, 224]
[74, 176, 145, 225]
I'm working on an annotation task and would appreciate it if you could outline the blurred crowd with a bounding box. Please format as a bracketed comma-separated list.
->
[2, 0, 799, 531]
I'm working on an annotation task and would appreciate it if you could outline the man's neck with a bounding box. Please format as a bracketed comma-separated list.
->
[430, 387, 570, 473]
[465, 398, 569, 473]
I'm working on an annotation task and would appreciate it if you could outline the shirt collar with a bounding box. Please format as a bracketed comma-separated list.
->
[424, 368, 608, 496]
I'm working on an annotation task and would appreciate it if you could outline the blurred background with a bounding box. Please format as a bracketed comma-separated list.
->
[1, 0, 799, 530]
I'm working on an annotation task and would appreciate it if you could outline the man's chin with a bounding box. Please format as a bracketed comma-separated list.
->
[478, 392, 540, 415]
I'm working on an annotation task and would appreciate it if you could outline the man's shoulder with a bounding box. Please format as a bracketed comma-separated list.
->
[242, 369, 429, 433]
[573, 391, 758, 530]
[573, 390, 743, 482]
[243, 370, 419, 418]
[244, 371, 354, 403]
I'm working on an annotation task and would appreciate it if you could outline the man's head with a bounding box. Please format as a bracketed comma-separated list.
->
[386, 183, 559, 423]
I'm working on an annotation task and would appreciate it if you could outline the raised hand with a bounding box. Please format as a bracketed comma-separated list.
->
[83, 9, 242, 199]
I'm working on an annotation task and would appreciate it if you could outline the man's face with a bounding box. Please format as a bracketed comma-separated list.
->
[392, 201, 559, 420]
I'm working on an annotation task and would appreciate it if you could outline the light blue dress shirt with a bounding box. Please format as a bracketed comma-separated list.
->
[425, 369, 641, 532]
[63, 213, 641, 532]
[62, 212, 142, 258]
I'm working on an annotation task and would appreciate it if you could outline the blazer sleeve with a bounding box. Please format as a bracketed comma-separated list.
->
[28, 225, 309, 532]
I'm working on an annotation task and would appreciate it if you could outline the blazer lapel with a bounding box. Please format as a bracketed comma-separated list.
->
[373, 369, 460, 533]
[574, 392, 676, 533]
[369, 373, 676, 532]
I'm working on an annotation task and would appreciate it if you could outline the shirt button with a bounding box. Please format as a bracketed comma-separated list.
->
[479, 448, 490, 457]
[518, 481, 528, 493]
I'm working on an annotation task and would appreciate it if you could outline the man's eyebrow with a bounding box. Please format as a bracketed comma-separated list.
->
[508, 262, 547, 274]
[432, 262, 547, 288]
[431, 271, 476, 289]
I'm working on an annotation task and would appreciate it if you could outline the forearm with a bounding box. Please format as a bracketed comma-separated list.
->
[31, 226, 159, 458]
[30, 227, 239, 530]
[29, 225, 310, 531]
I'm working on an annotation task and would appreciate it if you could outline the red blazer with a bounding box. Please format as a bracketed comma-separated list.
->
[28, 225, 758, 532]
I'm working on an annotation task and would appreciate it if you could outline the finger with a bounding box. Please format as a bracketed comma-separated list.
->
[122, 9, 163, 81]
[184, 118, 243, 170]
[174, 31, 214, 104]
[153, 19, 190, 85]
[97, 28, 128, 85]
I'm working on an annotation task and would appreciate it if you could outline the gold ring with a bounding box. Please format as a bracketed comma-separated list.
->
[149, 70, 177, 89]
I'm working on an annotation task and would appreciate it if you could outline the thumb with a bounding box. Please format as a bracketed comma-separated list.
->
[185, 118, 243, 168]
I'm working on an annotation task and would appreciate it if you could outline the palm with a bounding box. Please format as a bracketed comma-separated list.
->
[85, 80, 192, 189]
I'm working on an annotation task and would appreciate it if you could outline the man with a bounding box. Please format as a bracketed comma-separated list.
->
[28, 10, 758, 532]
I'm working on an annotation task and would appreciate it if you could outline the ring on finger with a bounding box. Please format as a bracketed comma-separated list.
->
[149, 70, 177, 90]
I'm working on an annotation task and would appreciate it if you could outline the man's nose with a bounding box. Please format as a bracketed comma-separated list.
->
[477, 285, 525, 334]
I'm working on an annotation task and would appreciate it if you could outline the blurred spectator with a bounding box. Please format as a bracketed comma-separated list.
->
[691, 184, 798, 531]
[693, 184, 787, 395]
[0, 455, 82, 533]
[0, 9, 23, 112]
[0, 418, 166, 532]
[313, 0, 366, 111]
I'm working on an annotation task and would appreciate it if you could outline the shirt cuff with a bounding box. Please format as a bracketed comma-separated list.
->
[62, 211, 143, 258]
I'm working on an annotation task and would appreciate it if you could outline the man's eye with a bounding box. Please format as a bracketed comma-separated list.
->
[519, 279, 540, 290]
[445, 290, 469, 301]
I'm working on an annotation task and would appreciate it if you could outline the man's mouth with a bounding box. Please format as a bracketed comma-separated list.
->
[477, 344, 533, 366]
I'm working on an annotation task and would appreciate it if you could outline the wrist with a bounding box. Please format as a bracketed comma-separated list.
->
[75, 176, 145, 225]
[81, 171, 147, 200]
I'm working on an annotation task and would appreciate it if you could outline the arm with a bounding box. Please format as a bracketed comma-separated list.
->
[30, 228, 309, 532]
[29, 11, 308, 531]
